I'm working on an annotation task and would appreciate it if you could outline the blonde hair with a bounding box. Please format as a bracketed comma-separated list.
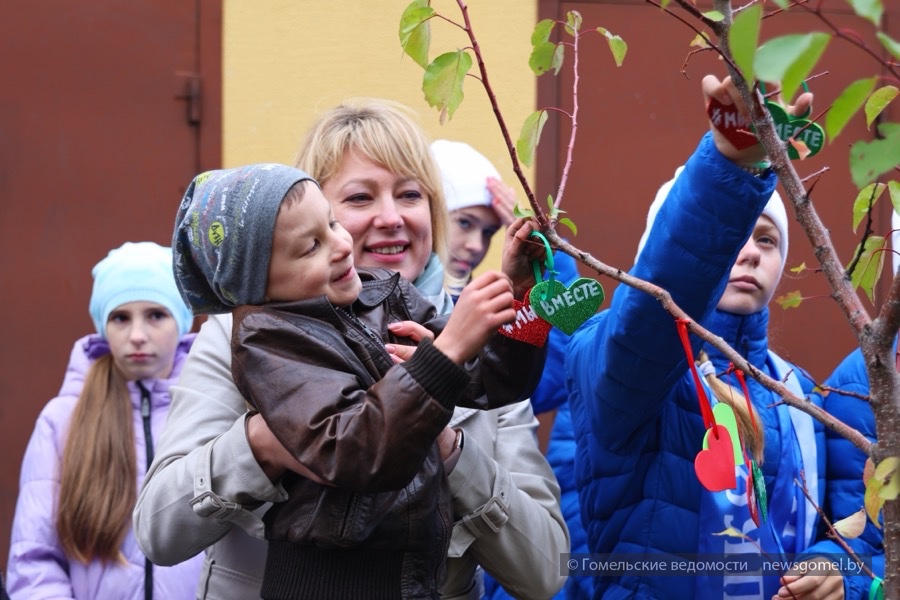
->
[294, 98, 448, 267]
[697, 351, 765, 464]
[57, 354, 136, 563]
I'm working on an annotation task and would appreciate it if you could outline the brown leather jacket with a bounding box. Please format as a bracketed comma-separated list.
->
[231, 269, 545, 599]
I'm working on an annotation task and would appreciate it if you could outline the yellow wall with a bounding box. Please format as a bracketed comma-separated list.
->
[222, 0, 538, 271]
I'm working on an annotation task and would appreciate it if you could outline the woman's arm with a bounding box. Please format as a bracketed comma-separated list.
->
[448, 400, 569, 600]
[7, 402, 76, 599]
[134, 314, 285, 565]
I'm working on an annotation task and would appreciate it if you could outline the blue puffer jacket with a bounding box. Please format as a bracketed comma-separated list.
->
[565, 134, 826, 599]
[804, 345, 885, 599]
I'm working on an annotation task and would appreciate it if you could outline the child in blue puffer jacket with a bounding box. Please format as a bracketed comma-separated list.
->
[562, 74, 860, 599]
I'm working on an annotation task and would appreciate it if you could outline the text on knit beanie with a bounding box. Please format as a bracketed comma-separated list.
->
[635, 165, 789, 274]
[431, 139, 502, 213]
[89, 241, 194, 338]
[172, 163, 316, 314]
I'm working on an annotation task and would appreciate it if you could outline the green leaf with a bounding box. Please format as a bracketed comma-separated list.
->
[516, 110, 549, 168]
[826, 77, 877, 141]
[775, 290, 803, 309]
[848, 0, 883, 27]
[597, 28, 628, 67]
[729, 3, 761, 83]
[851, 183, 886, 233]
[850, 123, 900, 188]
[703, 10, 724, 22]
[558, 217, 578, 236]
[399, 1, 435, 68]
[422, 50, 473, 124]
[755, 33, 830, 102]
[877, 32, 900, 61]
[531, 18, 555, 46]
[848, 235, 885, 303]
[529, 19, 564, 76]
[565, 10, 582, 36]
[770, 0, 790, 7]
[889, 181, 900, 217]
[513, 204, 534, 218]
[865, 85, 899, 128]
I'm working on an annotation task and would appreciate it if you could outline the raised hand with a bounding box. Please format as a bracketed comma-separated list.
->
[433, 271, 515, 363]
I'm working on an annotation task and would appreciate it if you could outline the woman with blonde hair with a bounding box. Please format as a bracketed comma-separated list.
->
[135, 98, 568, 600]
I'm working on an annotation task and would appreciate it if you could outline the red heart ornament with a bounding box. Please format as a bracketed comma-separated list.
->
[498, 297, 552, 347]
[706, 97, 758, 150]
[694, 425, 737, 492]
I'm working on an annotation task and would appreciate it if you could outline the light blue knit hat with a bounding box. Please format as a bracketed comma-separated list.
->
[89, 241, 194, 338]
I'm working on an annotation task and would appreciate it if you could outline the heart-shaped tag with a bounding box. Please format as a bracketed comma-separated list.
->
[694, 424, 737, 492]
[529, 278, 604, 335]
[766, 102, 825, 159]
[747, 471, 760, 527]
[702, 403, 744, 466]
[707, 97, 758, 150]
[498, 296, 552, 347]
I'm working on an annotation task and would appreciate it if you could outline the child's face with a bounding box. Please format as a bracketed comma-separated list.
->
[105, 301, 180, 381]
[447, 206, 501, 279]
[266, 185, 362, 306]
[718, 215, 783, 315]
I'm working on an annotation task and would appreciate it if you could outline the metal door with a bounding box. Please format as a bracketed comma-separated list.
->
[0, 0, 221, 568]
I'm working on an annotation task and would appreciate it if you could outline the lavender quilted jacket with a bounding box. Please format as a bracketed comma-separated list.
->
[7, 334, 203, 600]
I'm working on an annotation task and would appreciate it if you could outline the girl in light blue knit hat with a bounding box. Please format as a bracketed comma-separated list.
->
[6, 241, 202, 599]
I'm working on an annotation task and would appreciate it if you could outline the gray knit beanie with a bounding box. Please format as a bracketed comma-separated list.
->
[172, 163, 316, 314]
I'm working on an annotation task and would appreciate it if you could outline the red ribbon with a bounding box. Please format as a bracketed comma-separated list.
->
[675, 318, 717, 436]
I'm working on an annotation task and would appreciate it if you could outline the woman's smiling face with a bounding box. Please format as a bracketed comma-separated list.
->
[321, 149, 433, 282]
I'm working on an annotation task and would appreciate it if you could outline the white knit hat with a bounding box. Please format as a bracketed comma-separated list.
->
[430, 139, 501, 213]
[635, 166, 789, 273]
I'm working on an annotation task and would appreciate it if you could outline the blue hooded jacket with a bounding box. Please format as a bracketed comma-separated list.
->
[803, 345, 885, 598]
[564, 134, 828, 599]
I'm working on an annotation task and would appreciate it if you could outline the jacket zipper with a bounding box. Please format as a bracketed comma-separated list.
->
[337, 306, 388, 350]
[137, 381, 154, 600]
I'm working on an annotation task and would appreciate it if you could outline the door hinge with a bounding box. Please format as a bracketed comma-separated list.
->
[174, 72, 202, 126]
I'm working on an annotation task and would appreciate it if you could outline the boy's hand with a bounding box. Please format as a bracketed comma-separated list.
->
[434, 271, 515, 363]
[501, 218, 546, 300]
[702, 74, 813, 165]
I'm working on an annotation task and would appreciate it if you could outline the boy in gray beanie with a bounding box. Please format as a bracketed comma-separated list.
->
[171, 163, 547, 599]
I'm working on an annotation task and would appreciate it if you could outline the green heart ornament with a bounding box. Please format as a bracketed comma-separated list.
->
[529, 278, 604, 335]
[766, 101, 825, 159]
[702, 402, 744, 466]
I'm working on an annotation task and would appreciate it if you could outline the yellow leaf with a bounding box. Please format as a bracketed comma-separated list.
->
[863, 457, 875, 486]
[833, 508, 867, 539]
[713, 527, 752, 542]
[873, 456, 899, 482]
[790, 262, 808, 274]
[775, 290, 803, 309]
[864, 478, 885, 528]
[874, 456, 899, 500]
